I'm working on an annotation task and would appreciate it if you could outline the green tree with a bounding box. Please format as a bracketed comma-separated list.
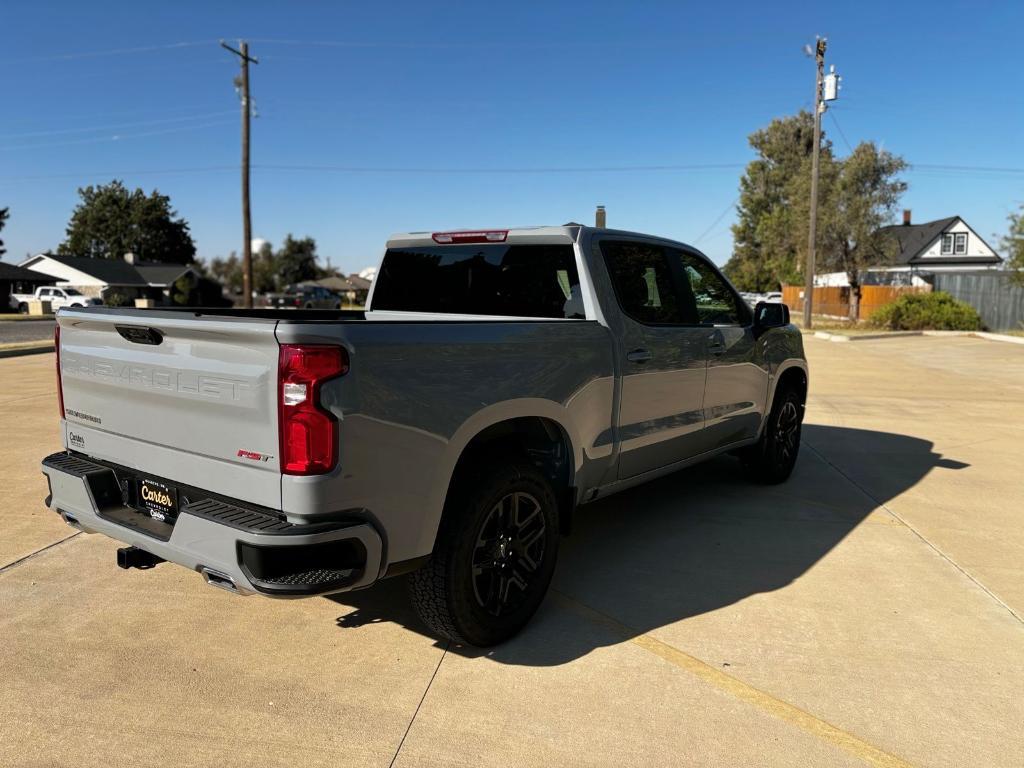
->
[208, 251, 243, 295]
[276, 234, 319, 286]
[0, 207, 8, 257]
[253, 240, 278, 294]
[802, 142, 907, 317]
[723, 112, 907, 307]
[1000, 204, 1024, 284]
[724, 111, 827, 292]
[58, 180, 196, 263]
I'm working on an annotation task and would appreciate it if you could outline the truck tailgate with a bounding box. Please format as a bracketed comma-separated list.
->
[57, 309, 283, 509]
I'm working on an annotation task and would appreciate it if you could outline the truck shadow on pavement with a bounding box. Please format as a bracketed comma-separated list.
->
[329, 424, 968, 666]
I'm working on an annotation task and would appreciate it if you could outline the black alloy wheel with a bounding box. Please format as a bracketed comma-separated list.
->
[471, 490, 547, 617]
[408, 460, 560, 646]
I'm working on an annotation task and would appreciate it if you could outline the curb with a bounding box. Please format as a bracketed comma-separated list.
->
[813, 331, 921, 343]
[813, 330, 1024, 345]
[0, 344, 55, 359]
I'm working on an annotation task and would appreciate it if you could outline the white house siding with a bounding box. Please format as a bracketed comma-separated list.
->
[18, 255, 108, 288]
[915, 219, 998, 260]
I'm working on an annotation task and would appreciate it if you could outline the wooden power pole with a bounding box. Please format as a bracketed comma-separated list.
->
[803, 37, 826, 330]
[221, 40, 258, 308]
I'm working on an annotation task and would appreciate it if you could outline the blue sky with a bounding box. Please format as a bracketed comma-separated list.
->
[1, 0, 1021, 273]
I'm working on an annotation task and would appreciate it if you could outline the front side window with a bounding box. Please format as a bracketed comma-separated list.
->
[601, 241, 695, 324]
[372, 243, 583, 319]
[673, 250, 746, 325]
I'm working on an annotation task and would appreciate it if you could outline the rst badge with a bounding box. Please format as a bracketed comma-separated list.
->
[237, 449, 273, 463]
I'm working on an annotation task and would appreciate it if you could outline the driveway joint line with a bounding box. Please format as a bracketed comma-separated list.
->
[802, 440, 1023, 626]
[388, 639, 449, 768]
[0, 531, 82, 576]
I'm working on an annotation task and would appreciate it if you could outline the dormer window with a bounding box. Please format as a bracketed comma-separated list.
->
[941, 233, 967, 255]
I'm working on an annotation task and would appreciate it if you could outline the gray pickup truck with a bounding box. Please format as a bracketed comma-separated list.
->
[43, 225, 807, 646]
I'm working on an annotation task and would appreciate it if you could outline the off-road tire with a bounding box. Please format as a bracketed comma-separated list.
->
[408, 461, 559, 647]
[742, 385, 803, 484]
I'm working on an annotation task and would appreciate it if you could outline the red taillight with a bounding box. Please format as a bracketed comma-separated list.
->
[294, 298, 302, 307]
[431, 230, 508, 244]
[55, 324, 65, 419]
[278, 344, 348, 475]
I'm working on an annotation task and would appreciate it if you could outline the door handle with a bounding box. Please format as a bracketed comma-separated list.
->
[707, 330, 726, 356]
[626, 348, 653, 363]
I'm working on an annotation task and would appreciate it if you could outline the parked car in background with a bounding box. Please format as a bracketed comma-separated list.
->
[269, 283, 342, 309]
[740, 290, 783, 308]
[10, 286, 102, 313]
[43, 225, 807, 646]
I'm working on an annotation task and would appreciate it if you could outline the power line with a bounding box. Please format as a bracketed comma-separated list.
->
[0, 110, 237, 140]
[245, 37, 684, 50]
[912, 164, 1024, 174]
[2, 41, 212, 65]
[0, 120, 235, 152]
[0, 166, 237, 182]
[0, 102, 234, 130]
[693, 197, 739, 244]
[827, 110, 854, 153]
[252, 162, 746, 175]
[3, 161, 1023, 183]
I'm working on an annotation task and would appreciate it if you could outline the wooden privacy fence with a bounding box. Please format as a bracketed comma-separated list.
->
[781, 284, 931, 321]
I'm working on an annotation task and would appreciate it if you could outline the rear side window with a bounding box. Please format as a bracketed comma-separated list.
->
[601, 240, 697, 325]
[372, 244, 584, 318]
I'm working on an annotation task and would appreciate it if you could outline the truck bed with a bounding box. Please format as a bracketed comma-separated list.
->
[55, 305, 615, 564]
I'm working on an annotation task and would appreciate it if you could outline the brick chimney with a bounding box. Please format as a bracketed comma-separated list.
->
[595, 205, 606, 228]
[902, 209, 912, 226]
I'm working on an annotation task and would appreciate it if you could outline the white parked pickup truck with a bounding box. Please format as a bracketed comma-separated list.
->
[11, 286, 102, 313]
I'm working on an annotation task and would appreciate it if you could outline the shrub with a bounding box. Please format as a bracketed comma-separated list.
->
[102, 291, 131, 307]
[869, 291, 982, 331]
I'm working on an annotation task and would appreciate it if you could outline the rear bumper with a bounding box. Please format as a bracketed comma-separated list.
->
[41, 451, 383, 597]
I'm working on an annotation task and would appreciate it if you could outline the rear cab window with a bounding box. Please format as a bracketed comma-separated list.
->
[600, 241, 696, 325]
[601, 239, 749, 327]
[371, 243, 585, 319]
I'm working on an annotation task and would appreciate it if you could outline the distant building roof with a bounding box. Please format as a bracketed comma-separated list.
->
[0, 261, 55, 282]
[347, 274, 372, 291]
[877, 217, 959, 265]
[23, 253, 148, 285]
[877, 216, 1001, 266]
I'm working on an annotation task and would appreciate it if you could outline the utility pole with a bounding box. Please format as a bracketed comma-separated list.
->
[221, 40, 258, 308]
[803, 37, 826, 329]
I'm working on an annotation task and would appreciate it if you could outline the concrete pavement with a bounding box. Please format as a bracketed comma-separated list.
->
[1, 337, 1022, 767]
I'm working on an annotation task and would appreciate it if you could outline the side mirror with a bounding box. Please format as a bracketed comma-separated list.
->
[754, 301, 790, 332]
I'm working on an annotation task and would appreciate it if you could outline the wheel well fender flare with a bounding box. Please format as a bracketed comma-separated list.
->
[424, 401, 581, 550]
[760, 361, 808, 434]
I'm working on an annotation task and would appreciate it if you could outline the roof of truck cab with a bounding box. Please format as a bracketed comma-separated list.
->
[385, 225, 698, 251]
